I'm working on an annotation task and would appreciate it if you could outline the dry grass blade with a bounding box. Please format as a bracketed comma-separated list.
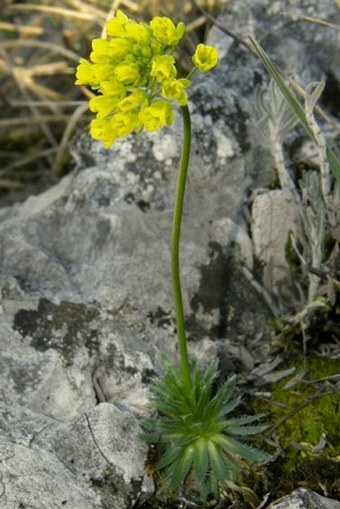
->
[61, 0, 109, 18]
[54, 102, 90, 176]
[0, 21, 44, 36]
[186, 16, 207, 33]
[8, 3, 106, 23]
[17, 75, 65, 101]
[267, 386, 328, 435]
[0, 40, 82, 63]
[0, 115, 72, 127]
[23, 62, 74, 77]
[0, 148, 58, 176]
[112, 0, 139, 12]
[279, 11, 340, 29]
[0, 179, 23, 190]
[1, 48, 58, 145]
[11, 101, 85, 107]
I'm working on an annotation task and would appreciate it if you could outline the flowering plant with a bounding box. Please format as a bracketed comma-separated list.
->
[76, 10, 217, 148]
[76, 10, 269, 501]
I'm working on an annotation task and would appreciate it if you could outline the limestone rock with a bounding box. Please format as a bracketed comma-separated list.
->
[268, 489, 340, 509]
[251, 190, 299, 305]
[0, 402, 151, 509]
[51, 403, 153, 508]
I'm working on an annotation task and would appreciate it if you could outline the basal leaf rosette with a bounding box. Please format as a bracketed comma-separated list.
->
[75, 10, 218, 147]
[141, 360, 271, 500]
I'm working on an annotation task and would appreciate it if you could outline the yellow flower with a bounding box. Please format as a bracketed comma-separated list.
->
[90, 38, 131, 62]
[100, 79, 126, 98]
[125, 21, 152, 44]
[75, 59, 114, 87]
[106, 10, 151, 44]
[150, 55, 177, 83]
[118, 90, 148, 112]
[106, 9, 129, 38]
[90, 118, 117, 148]
[150, 17, 185, 46]
[192, 44, 218, 72]
[161, 78, 191, 106]
[114, 63, 140, 85]
[75, 58, 94, 85]
[111, 112, 141, 137]
[139, 100, 174, 131]
[89, 95, 119, 119]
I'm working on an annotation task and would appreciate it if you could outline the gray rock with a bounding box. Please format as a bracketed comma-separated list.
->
[0, 402, 150, 509]
[251, 190, 300, 305]
[268, 489, 340, 509]
[52, 403, 153, 508]
[0, 437, 101, 509]
[208, 0, 340, 83]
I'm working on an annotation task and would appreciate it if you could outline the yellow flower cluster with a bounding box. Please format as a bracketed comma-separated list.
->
[76, 10, 218, 147]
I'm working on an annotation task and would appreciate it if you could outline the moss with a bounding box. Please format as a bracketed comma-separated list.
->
[253, 355, 340, 499]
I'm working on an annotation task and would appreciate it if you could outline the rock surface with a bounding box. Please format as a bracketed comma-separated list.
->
[251, 190, 299, 304]
[0, 0, 339, 507]
[268, 489, 340, 509]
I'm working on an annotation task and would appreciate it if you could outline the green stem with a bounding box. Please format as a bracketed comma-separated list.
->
[171, 104, 192, 391]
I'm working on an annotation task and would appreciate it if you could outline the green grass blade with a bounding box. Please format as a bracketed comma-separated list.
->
[248, 36, 315, 141]
[249, 35, 340, 182]
[327, 146, 340, 181]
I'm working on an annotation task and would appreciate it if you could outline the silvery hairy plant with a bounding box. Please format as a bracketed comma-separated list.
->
[250, 37, 340, 308]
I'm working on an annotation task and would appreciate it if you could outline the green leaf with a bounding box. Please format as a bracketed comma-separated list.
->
[151, 399, 186, 417]
[220, 448, 243, 477]
[157, 445, 183, 469]
[207, 440, 230, 482]
[217, 396, 242, 418]
[158, 432, 195, 445]
[169, 445, 195, 491]
[305, 80, 325, 113]
[219, 374, 237, 399]
[193, 438, 209, 481]
[214, 434, 271, 462]
[226, 424, 269, 436]
[139, 430, 160, 443]
[225, 413, 268, 426]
